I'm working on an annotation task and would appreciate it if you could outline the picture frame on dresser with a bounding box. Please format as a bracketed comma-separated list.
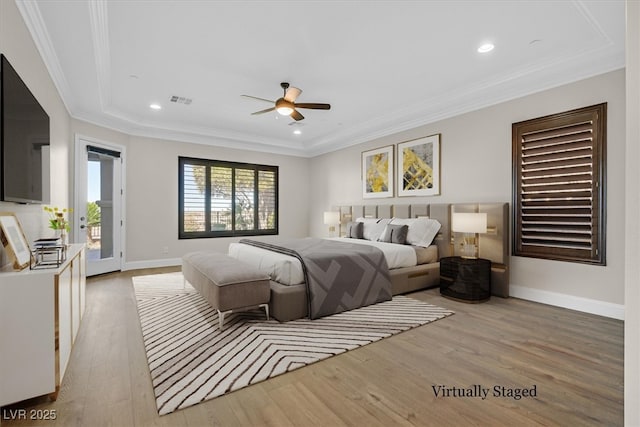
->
[397, 134, 441, 197]
[0, 212, 33, 270]
[362, 145, 394, 199]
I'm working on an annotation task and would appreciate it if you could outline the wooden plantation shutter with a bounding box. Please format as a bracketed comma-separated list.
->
[512, 103, 606, 265]
[179, 157, 278, 239]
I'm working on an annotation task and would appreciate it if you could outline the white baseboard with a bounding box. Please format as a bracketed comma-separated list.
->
[124, 258, 182, 271]
[510, 285, 625, 320]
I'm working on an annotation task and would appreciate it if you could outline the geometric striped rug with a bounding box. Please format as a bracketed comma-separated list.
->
[132, 272, 454, 415]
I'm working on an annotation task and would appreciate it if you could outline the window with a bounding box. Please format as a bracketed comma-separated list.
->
[179, 157, 278, 238]
[512, 103, 606, 265]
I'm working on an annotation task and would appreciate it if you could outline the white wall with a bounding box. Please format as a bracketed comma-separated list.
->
[309, 69, 626, 316]
[123, 135, 309, 268]
[625, 0, 640, 423]
[0, 0, 71, 267]
[69, 119, 310, 269]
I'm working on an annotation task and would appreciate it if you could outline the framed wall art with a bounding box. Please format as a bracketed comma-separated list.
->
[362, 145, 394, 199]
[0, 212, 33, 270]
[397, 134, 440, 197]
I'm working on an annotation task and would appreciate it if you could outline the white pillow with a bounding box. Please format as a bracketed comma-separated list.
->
[356, 217, 391, 241]
[389, 217, 441, 247]
[355, 217, 382, 223]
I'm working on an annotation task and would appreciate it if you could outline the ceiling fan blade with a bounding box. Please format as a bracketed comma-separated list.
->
[251, 107, 276, 115]
[284, 86, 302, 102]
[242, 94, 274, 104]
[291, 109, 304, 121]
[295, 103, 331, 110]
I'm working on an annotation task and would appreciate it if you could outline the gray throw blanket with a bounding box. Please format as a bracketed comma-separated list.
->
[239, 238, 392, 319]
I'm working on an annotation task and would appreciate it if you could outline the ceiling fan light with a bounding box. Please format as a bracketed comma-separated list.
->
[276, 106, 294, 116]
[275, 98, 294, 116]
[477, 43, 495, 53]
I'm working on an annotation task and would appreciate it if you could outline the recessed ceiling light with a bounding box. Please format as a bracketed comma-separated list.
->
[477, 43, 495, 53]
[293, 129, 302, 135]
[149, 103, 162, 110]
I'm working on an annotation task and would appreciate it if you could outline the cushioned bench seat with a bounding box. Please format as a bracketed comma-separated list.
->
[182, 251, 270, 329]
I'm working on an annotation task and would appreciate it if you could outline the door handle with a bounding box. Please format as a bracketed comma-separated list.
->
[80, 225, 86, 229]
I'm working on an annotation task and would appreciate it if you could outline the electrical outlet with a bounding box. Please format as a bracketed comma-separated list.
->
[162, 246, 169, 254]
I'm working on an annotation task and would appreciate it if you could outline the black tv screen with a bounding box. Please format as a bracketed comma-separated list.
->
[1, 54, 50, 204]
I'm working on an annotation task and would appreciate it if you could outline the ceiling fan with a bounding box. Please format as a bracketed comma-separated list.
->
[242, 82, 330, 121]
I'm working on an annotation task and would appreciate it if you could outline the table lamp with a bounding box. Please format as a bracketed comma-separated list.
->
[323, 211, 341, 237]
[451, 212, 487, 258]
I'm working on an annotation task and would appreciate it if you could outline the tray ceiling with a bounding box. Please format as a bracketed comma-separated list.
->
[17, 1, 625, 157]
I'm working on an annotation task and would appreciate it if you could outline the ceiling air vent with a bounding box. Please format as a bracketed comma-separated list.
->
[170, 95, 192, 105]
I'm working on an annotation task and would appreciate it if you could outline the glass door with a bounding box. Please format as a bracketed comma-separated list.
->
[74, 137, 123, 276]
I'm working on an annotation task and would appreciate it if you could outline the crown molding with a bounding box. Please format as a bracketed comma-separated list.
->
[70, 108, 310, 157]
[18, 0, 625, 159]
[573, 0, 615, 45]
[305, 27, 624, 157]
[88, 0, 111, 110]
[15, 0, 76, 113]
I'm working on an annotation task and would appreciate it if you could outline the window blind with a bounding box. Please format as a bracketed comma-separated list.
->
[87, 145, 120, 158]
[258, 170, 277, 230]
[512, 103, 606, 265]
[179, 157, 278, 239]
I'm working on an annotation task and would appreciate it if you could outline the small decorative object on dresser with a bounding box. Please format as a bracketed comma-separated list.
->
[0, 212, 33, 270]
[31, 238, 67, 269]
[44, 206, 72, 246]
[440, 256, 491, 303]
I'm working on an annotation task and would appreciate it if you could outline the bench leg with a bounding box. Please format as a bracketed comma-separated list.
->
[260, 303, 269, 321]
[217, 309, 230, 330]
[217, 304, 270, 331]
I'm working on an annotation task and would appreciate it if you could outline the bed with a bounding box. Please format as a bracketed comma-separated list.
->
[228, 202, 509, 322]
[228, 207, 445, 321]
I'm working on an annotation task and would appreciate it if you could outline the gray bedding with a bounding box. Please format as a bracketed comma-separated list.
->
[239, 238, 392, 319]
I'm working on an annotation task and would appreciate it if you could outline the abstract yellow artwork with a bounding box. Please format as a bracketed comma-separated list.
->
[398, 134, 440, 197]
[362, 145, 394, 198]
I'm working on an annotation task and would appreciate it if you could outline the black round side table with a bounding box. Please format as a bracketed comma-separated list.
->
[439, 256, 491, 303]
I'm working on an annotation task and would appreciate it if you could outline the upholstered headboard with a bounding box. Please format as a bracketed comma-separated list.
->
[334, 203, 510, 297]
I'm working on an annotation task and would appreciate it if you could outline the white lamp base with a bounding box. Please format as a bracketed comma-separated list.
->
[461, 233, 478, 258]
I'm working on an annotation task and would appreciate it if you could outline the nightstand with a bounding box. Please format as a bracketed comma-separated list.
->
[440, 256, 491, 303]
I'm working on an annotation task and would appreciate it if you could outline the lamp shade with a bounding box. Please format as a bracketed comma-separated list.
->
[451, 212, 487, 233]
[323, 211, 341, 225]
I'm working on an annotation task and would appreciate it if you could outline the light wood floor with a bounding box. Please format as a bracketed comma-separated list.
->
[1, 267, 623, 426]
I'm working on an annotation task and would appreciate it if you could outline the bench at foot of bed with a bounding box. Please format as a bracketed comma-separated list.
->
[182, 252, 271, 330]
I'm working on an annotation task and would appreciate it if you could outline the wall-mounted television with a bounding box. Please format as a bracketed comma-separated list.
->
[1, 54, 50, 204]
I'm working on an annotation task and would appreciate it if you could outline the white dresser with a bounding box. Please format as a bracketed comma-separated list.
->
[0, 244, 86, 406]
